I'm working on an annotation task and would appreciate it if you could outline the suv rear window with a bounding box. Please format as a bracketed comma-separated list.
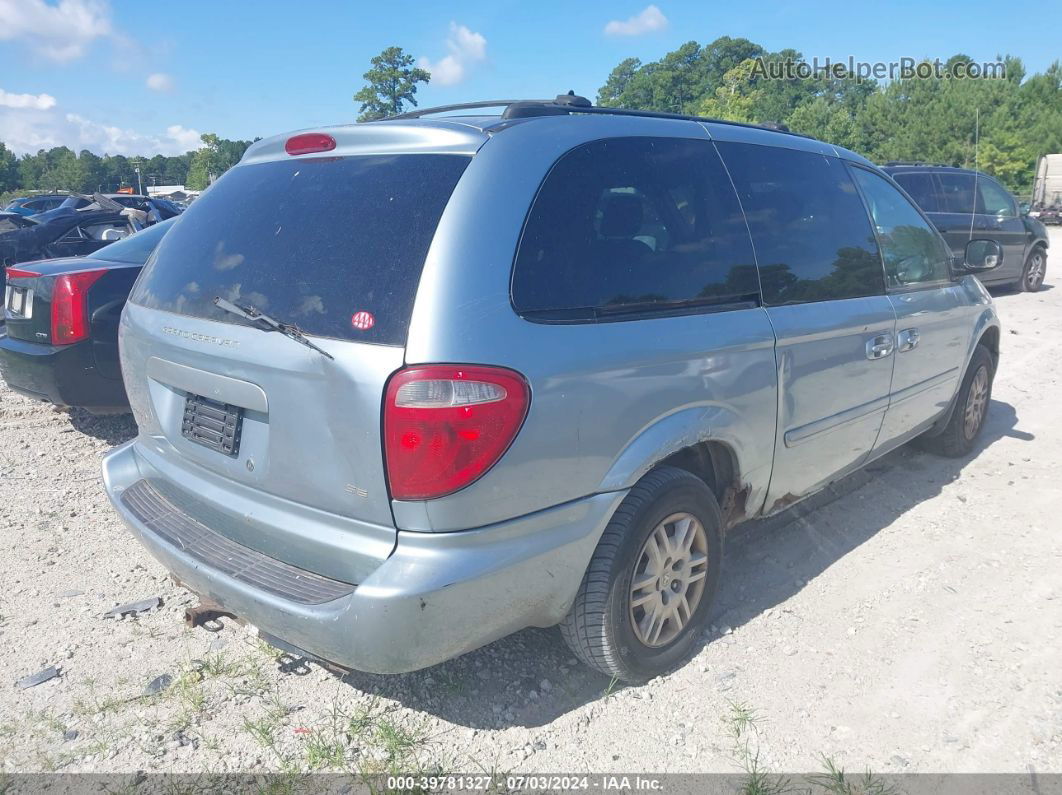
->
[130, 154, 470, 345]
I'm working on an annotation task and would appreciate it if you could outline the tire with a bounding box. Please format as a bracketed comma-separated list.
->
[560, 466, 723, 682]
[919, 345, 994, 458]
[1019, 246, 1047, 292]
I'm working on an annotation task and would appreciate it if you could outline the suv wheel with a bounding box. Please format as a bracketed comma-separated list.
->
[1020, 246, 1047, 292]
[918, 345, 994, 458]
[560, 466, 723, 682]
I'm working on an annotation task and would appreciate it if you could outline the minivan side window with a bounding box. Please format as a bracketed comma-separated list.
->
[935, 173, 977, 214]
[717, 142, 884, 305]
[978, 178, 1017, 217]
[891, 172, 940, 213]
[850, 167, 951, 288]
[511, 137, 759, 319]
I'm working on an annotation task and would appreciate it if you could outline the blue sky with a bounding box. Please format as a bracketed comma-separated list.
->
[0, 0, 1056, 156]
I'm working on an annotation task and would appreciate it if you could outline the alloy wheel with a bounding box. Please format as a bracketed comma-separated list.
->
[1026, 252, 1045, 290]
[628, 512, 709, 647]
[963, 366, 989, 440]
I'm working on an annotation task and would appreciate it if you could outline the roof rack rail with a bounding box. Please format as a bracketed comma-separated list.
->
[385, 99, 555, 120]
[377, 92, 811, 138]
[883, 160, 953, 168]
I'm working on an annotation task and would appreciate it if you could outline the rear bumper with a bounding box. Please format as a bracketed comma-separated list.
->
[102, 440, 625, 674]
[0, 333, 128, 410]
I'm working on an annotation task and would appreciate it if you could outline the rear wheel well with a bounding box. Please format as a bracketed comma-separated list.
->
[978, 326, 1000, 373]
[659, 441, 747, 527]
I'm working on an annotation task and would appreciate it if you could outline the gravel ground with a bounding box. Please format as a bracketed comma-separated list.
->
[1, 228, 1060, 776]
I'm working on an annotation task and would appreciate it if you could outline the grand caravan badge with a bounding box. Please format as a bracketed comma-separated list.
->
[161, 326, 240, 348]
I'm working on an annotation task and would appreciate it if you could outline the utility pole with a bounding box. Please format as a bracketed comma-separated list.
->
[132, 157, 144, 194]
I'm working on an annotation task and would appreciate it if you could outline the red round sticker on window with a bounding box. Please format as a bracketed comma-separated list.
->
[351, 311, 375, 331]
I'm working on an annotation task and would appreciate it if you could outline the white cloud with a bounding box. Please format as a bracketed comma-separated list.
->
[63, 114, 202, 155]
[165, 124, 201, 150]
[418, 22, 488, 86]
[0, 104, 202, 155]
[146, 72, 174, 93]
[604, 5, 669, 37]
[0, 88, 57, 110]
[0, 0, 113, 62]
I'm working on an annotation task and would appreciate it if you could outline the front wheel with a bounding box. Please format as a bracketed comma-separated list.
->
[918, 345, 994, 458]
[560, 466, 723, 682]
[1020, 246, 1047, 292]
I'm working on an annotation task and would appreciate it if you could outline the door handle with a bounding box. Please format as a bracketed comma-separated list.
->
[865, 333, 894, 360]
[897, 328, 920, 352]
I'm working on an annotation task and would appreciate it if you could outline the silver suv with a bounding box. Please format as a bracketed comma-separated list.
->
[102, 95, 1003, 682]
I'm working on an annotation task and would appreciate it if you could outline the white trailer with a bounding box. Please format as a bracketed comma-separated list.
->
[1033, 153, 1062, 208]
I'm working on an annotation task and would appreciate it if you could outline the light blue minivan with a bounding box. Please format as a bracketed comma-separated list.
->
[102, 94, 1002, 681]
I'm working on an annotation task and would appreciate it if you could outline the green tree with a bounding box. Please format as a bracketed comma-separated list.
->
[186, 133, 254, 190]
[185, 136, 213, 191]
[3, 142, 202, 195]
[597, 57, 642, 107]
[696, 59, 762, 122]
[601, 37, 766, 114]
[77, 150, 104, 193]
[163, 154, 193, 185]
[104, 154, 131, 192]
[353, 46, 431, 121]
[145, 154, 168, 187]
[600, 41, 1061, 193]
[36, 147, 86, 192]
[699, 36, 767, 92]
[0, 142, 18, 192]
[18, 152, 45, 190]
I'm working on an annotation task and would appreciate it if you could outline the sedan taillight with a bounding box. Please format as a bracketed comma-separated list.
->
[383, 365, 530, 500]
[52, 269, 107, 345]
[5, 268, 41, 279]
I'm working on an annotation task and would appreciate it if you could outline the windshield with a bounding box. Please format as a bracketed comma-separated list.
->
[129, 153, 470, 345]
[87, 218, 174, 264]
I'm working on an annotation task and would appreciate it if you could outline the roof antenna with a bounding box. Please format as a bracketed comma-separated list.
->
[968, 107, 979, 242]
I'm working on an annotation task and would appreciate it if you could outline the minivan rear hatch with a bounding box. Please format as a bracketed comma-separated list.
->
[122, 144, 472, 579]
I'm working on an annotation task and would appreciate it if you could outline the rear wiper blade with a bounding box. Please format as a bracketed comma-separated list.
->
[213, 296, 334, 360]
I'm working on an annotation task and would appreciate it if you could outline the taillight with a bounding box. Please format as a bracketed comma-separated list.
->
[383, 365, 530, 500]
[51, 269, 106, 345]
[5, 268, 41, 279]
[284, 133, 336, 156]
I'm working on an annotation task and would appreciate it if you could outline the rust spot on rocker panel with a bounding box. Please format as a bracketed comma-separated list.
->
[721, 483, 751, 529]
[768, 492, 801, 515]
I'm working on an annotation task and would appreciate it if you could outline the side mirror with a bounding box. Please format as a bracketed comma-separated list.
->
[1019, 201, 1030, 215]
[964, 239, 1002, 271]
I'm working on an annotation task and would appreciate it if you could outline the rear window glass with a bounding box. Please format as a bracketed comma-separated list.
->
[130, 154, 470, 344]
[512, 137, 759, 320]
